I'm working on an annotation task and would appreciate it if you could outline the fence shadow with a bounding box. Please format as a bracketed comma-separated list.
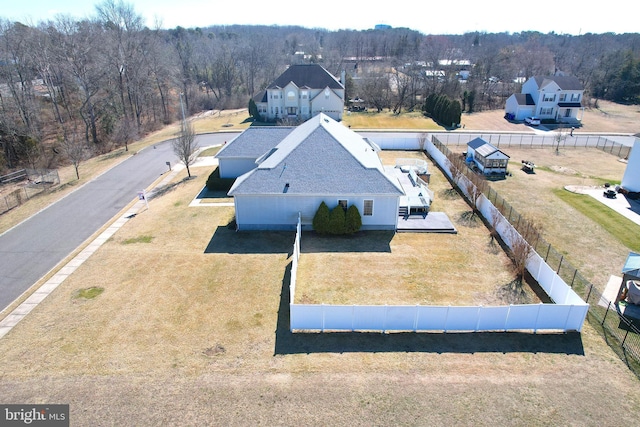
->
[204, 226, 294, 254]
[301, 230, 394, 253]
[274, 263, 585, 356]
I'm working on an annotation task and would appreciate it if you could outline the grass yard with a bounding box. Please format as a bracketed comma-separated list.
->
[489, 146, 631, 289]
[296, 151, 533, 306]
[1, 156, 640, 425]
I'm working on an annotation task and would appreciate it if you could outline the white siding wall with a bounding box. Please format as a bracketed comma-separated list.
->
[234, 194, 398, 230]
[622, 140, 640, 192]
[218, 158, 257, 179]
[311, 89, 344, 121]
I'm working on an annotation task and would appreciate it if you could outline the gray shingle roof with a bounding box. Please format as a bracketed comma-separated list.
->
[513, 93, 535, 106]
[268, 64, 343, 90]
[468, 137, 510, 159]
[215, 127, 295, 159]
[229, 114, 403, 196]
[533, 75, 583, 91]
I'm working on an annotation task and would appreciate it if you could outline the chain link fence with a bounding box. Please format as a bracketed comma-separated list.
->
[0, 169, 60, 215]
[432, 135, 640, 377]
[434, 132, 632, 159]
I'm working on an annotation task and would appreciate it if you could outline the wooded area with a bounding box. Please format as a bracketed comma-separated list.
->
[1, 0, 640, 172]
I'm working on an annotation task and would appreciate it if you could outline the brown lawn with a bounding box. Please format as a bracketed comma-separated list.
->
[1, 151, 639, 425]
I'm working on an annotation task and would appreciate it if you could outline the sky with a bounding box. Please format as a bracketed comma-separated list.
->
[2, 0, 637, 36]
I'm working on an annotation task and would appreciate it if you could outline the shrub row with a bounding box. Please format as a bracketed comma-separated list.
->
[312, 201, 362, 235]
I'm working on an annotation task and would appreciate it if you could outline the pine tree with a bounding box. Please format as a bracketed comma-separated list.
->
[328, 206, 346, 235]
[345, 205, 362, 234]
[312, 201, 331, 234]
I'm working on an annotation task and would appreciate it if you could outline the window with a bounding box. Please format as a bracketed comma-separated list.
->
[338, 199, 348, 210]
[559, 94, 566, 102]
[543, 94, 556, 102]
[301, 90, 308, 99]
[571, 93, 581, 102]
[540, 107, 554, 115]
[287, 91, 295, 100]
[363, 200, 373, 216]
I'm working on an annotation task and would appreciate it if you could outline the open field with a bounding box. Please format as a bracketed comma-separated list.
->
[1, 152, 639, 424]
[489, 146, 631, 289]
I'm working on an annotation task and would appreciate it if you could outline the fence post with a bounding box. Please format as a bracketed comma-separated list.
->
[622, 327, 630, 347]
[545, 244, 551, 262]
[585, 283, 594, 303]
[570, 269, 578, 288]
[557, 255, 564, 274]
[602, 301, 611, 325]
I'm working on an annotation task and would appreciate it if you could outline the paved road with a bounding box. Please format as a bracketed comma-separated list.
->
[0, 134, 231, 312]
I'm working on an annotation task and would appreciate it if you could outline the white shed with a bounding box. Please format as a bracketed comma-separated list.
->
[466, 138, 510, 176]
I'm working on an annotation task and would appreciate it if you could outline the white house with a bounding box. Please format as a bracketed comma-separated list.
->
[622, 139, 640, 192]
[228, 114, 404, 231]
[466, 137, 510, 176]
[253, 64, 345, 122]
[505, 75, 584, 123]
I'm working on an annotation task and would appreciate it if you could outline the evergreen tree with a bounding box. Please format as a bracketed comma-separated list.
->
[345, 205, 362, 234]
[248, 98, 260, 120]
[328, 206, 346, 235]
[312, 201, 331, 234]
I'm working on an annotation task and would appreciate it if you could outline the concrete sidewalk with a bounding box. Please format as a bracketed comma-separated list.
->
[0, 165, 185, 340]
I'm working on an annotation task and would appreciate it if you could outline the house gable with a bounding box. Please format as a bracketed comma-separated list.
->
[230, 114, 402, 196]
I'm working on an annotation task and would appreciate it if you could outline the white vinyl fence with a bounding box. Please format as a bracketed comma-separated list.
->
[288, 136, 589, 333]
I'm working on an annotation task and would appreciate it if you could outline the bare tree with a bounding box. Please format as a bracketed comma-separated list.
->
[508, 216, 543, 282]
[172, 119, 197, 178]
[58, 126, 92, 180]
[462, 172, 487, 220]
[553, 125, 568, 155]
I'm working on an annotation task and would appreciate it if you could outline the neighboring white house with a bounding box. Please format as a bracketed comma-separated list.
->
[253, 64, 345, 122]
[228, 114, 404, 231]
[466, 137, 510, 176]
[622, 138, 640, 192]
[505, 75, 584, 123]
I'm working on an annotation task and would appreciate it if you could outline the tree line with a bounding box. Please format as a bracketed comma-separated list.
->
[2, 0, 640, 172]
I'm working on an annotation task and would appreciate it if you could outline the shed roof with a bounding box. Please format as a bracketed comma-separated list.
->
[467, 137, 510, 159]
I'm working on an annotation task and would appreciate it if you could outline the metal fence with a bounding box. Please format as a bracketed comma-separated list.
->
[0, 169, 60, 215]
[432, 132, 633, 159]
[432, 135, 640, 377]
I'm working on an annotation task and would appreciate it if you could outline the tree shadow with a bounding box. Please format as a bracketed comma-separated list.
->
[204, 226, 294, 254]
[301, 230, 394, 253]
[456, 210, 482, 228]
[275, 263, 584, 356]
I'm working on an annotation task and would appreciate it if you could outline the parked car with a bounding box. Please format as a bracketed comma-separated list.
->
[525, 116, 541, 126]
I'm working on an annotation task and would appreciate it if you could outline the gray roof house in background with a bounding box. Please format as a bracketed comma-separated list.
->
[505, 74, 584, 123]
[253, 64, 345, 122]
[228, 113, 404, 231]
